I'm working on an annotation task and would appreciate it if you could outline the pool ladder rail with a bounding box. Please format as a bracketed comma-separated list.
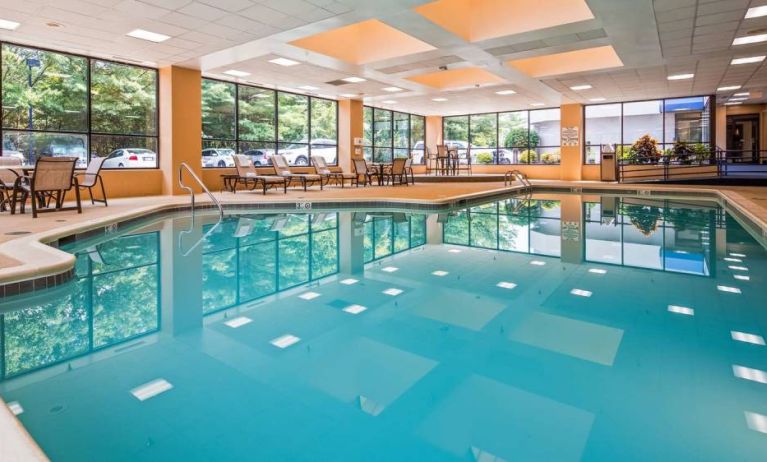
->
[504, 170, 532, 190]
[178, 162, 224, 256]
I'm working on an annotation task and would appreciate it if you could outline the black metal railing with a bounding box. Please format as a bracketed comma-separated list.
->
[608, 144, 767, 182]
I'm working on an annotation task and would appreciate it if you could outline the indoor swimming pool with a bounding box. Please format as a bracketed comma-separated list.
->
[1, 193, 766, 461]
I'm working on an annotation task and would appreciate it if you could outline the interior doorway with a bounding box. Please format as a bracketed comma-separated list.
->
[726, 114, 760, 161]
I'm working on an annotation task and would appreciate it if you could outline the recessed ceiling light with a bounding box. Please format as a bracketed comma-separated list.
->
[717, 285, 742, 293]
[298, 85, 319, 90]
[570, 84, 592, 91]
[733, 92, 750, 97]
[382, 100, 397, 104]
[731, 331, 765, 345]
[342, 76, 366, 83]
[382, 86, 403, 92]
[298, 291, 321, 300]
[729, 97, 748, 102]
[0, 19, 21, 31]
[589, 97, 606, 102]
[382, 266, 399, 272]
[432, 97, 448, 102]
[223, 69, 250, 77]
[496, 281, 517, 289]
[667, 73, 694, 80]
[733, 33, 767, 45]
[732, 55, 766, 65]
[570, 288, 592, 297]
[339, 278, 359, 285]
[130, 378, 173, 401]
[746, 5, 767, 18]
[126, 29, 170, 43]
[495, 90, 516, 95]
[270, 334, 301, 349]
[726, 101, 743, 106]
[269, 57, 300, 66]
[668, 305, 694, 316]
[718, 85, 742, 92]
[529, 102, 545, 107]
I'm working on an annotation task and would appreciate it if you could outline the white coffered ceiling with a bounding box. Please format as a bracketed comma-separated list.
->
[0, 0, 766, 114]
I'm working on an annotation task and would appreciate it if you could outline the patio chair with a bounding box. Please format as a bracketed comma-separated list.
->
[454, 150, 472, 176]
[424, 146, 438, 175]
[352, 158, 378, 186]
[0, 157, 24, 213]
[76, 156, 108, 206]
[436, 144, 450, 175]
[16, 156, 81, 218]
[389, 158, 410, 186]
[272, 154, 324, 191]
[311, 155, 357, 187]
[232, 154, 287, 195]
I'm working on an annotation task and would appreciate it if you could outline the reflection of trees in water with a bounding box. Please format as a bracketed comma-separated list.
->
[363, 214, 427, 262]
[620, 201, 713, 236]
[1, 232, 160, 380]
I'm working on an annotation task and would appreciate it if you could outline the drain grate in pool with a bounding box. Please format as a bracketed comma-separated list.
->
[5, 231, 31, 236]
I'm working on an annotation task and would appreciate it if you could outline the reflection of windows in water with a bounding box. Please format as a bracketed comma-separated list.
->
[363, 214, 427, 263]
[201, 213, 340, 314]
[442, 200, 562, 257]
[1, 232, 161, 380]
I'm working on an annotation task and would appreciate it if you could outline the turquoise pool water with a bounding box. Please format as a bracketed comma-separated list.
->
[1, 194, 767, 461]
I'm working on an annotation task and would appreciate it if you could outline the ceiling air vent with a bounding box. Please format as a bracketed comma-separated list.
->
[326, 79, 352, 86]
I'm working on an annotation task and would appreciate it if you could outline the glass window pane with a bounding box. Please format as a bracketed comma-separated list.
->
[239, 241, 277, 301]
[410, 115, 425, 163]
[93, 265, 158, 348]
[443, 211, 469, 245]
[530, 109, 560, 165]
[310, 98, 337, 142]
[470, 113, 497, 165]
[623, 100, 663, 146]
[1, 44, 88, 132]
[393, 218, 410, 252]
[444, 116, 468, 145]
[92, 135, 157, 169]
[664, 96, 710, 144]
[201, 141, 236, 168]
[374, 109, 392, 147]
[310, 144, 337, 165]
[363, 106, 373, 146]
[499, 111, 528, 164]
[3, 130, 87, 167]
[411, 215, 426, 246]
[278, 92, 309, 143]
[374, 218, 392, 259]
[239, 141, 275, 166]
[201, 79, 236, 140]
[203, 249, 237, 313]
[393, 112, 409, 149]
[91, 60, 157, 136]
[311, 229, 338, 279]
[238, 86, 275, 141]
[373, 147, 392, 163]
[585, 104, 621, 165]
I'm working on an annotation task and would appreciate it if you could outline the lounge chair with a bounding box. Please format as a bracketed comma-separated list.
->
[232, 154, 287, 194]
[16, 156, 82, 218]
[311, 155, 357, 187]
[76, 156, 108, 206]
[272, 154, 324, 191]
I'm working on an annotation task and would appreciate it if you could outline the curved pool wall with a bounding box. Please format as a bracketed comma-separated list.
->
[2, 192, 767, 460]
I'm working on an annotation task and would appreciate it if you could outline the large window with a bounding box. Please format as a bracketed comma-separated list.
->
[443, 108, 561, 165]
[363, 106, 426, 164]
[1, 43, 159, 168]
[362, 213, 427, 262]
[202, 79, 338, 167]
[584, 96, 712, 164]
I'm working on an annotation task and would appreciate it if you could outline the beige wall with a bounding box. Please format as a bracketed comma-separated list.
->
[338, 99, 363, 170]
[425, 115, 443, 150]
[559, 103, 583, 181]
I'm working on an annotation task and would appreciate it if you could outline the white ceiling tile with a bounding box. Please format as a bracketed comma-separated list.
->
[177, 1, 230, 20]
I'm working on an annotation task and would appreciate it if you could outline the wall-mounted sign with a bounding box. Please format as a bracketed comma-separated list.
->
[353, 137, 363, 146]
[562, 221, 580, 241]
[561, 126, 579, 147]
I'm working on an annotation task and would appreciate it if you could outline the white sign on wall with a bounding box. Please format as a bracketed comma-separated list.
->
[561, 127, 579, 147]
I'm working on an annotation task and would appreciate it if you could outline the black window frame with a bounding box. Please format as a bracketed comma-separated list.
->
[0, 41, 160, 170]
[583, 95, 715, 164]
[442, 107, 562, 165]
[201, 77, 339, 167]
[362, 105, 427, 164]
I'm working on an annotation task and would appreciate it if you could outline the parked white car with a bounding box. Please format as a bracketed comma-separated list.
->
[279, 139, 337, 166]
[202, 148, 236, 168]
[102, 148, 157, 168]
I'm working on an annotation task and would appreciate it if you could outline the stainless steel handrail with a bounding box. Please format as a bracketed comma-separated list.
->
[504, 169, 531, 189]
[178, 162, 224, 257]
[178, 162, 223, 219]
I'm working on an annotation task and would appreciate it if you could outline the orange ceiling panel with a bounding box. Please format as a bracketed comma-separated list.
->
[508, 45, 623, 78]
[406, 67, 505, 90]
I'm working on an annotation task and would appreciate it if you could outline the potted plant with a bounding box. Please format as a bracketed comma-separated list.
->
[672, 141, 695, 164]
[631, 134, 661, 164]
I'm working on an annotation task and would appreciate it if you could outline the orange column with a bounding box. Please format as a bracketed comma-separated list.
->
[159, 66, 202, 195]
[338, 99, 363, 171]
[425, 115, 443, 150]
[560, 103, 583, 181]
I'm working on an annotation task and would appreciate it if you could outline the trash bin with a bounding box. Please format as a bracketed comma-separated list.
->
[600, 144, 617, 181]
